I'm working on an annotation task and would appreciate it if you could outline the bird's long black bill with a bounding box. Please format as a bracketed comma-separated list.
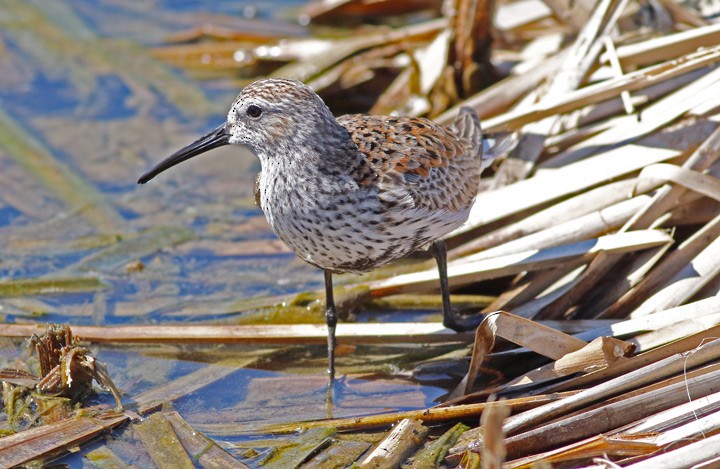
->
[137, 124, 230, 184]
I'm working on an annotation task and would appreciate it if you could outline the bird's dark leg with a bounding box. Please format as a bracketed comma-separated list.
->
[429, 240, 482, 331]
[324, 270, 338, 381]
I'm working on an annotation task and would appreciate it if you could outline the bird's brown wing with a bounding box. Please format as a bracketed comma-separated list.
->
[337, 113, 481, 212]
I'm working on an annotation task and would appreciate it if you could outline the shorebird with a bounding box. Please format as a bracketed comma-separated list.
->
[139, 78, 514, 380]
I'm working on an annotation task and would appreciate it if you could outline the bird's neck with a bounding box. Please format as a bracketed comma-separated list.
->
[257, 124, 364, 181]
[254, 130, 369, 217]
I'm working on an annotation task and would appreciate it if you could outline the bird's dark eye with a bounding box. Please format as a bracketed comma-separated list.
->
[246, 104, 263, 118]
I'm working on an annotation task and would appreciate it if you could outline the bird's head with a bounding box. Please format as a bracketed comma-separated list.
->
[137, 78, 334, 184]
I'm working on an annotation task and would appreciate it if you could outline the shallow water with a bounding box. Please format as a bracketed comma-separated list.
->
[0, 0, 317, 324]
[0, 1, 459, 465]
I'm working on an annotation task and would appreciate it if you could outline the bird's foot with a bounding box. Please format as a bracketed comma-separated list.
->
[325, 375, 335, 410]
[443, 308, 483, 332]
[324, 373, 347, 415]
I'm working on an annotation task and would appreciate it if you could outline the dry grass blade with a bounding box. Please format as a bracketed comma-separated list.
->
[302, 0, 442, 22]
[599, 212, 720, 318]
[358, 419, 428, 468]
[450, 312, 632, 399]
[464, 196, 651, 261]
[0, 412, 129, 468]
[480, 311, 588, 360]
[505, 434, 659, 468]
[541, 68, 720, 168]
[623, 125, 720, 231]
[449, 314, 499, 400]
[450, 178, 651, 258]
[481, 400, 510, 469]
[164, 411, 250, 468]
[631, 310, 720, 352]
[632, 232, 720, 316]
[451, 338, 720, 454]
[508, 336, 634, 388]
[651, 408, 720, 447]
[257, 392, 574, 434]
[131, 363, 245, 414]
[605, 22, 720, 68]
[436, 50, 567, 124]
[550, 322, 720, 393]
[370, 230, 672, 297]
[135, 412, 195, 469]
[483, 45, 720, 133]
[636, 163, 720, 202]
[502, 367, 720, 458]
[618, 389, 720, 437]
[533, 251, 619, 320]
[595, 298, 720, 346]
[271, 18, 446, 83]
[0, 323, 471, 345]
[623, 433, 720, 469]
[481, 257, 589, 314]
[463, 142, 680, 229]
[602, 37, 634, 115]
[496, 0, 630, 180]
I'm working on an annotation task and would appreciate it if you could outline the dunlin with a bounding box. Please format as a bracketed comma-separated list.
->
[139, 78, 514, 380]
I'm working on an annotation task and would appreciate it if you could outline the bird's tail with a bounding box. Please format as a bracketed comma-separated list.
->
[453, 106, 483, 151]
[453, 106, 517, 172]
[481, 131, 517, 170]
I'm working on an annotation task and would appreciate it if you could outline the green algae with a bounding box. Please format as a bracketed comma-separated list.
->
[227, 284, 372, 325]
[407, 422, 469, 468]
[135, 413, 195, 469]
[261, 426, 335, 469]
[0, 277, 108, 297]
[71, 226, 194, 273]
[85, 446, 130, 469]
